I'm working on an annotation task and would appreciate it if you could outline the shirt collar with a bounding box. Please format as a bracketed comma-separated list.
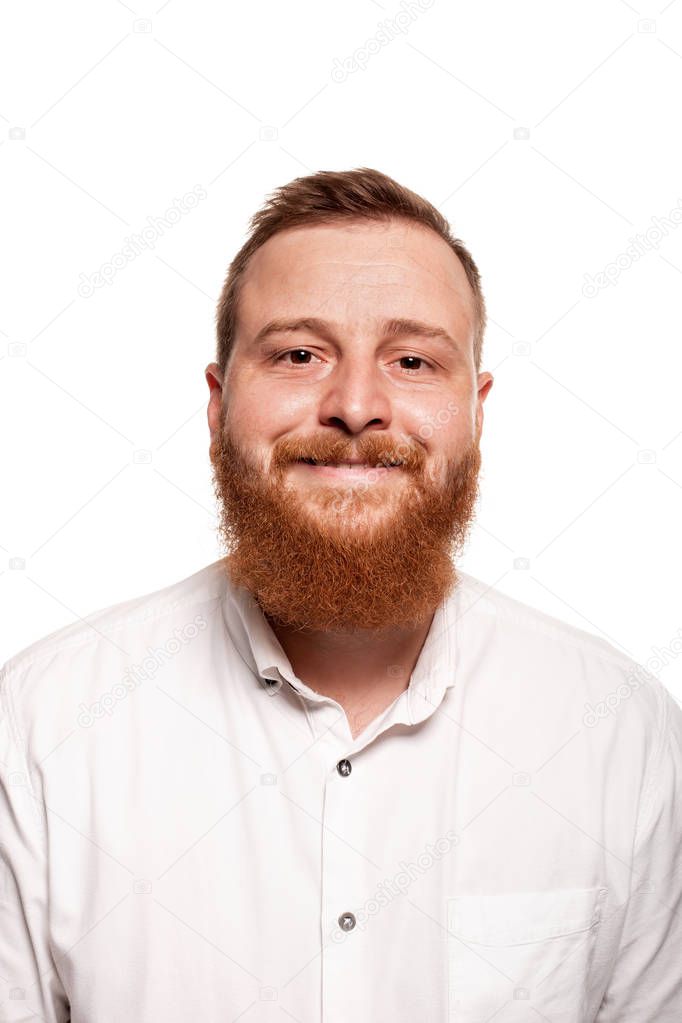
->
[221, 570, 463, 726]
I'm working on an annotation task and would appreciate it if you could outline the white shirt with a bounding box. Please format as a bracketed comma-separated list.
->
[1, 559, 681, 1022]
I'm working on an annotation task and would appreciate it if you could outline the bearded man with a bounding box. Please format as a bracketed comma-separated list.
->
[1, 168, 680, 1023]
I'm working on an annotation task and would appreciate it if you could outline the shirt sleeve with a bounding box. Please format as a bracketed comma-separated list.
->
[0, 662, 70, 1021]
[596, 678, 682, 1021]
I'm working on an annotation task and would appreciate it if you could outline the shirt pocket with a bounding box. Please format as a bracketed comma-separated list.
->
[447, 885, 608, 1023]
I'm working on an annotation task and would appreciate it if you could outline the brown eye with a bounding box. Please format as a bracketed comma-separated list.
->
[289, 349, 312, 364]
[399, 355, 428, 371]
[275, 349, 314, 365]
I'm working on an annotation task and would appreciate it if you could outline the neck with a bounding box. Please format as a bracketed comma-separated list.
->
[267, 611, 436, 737]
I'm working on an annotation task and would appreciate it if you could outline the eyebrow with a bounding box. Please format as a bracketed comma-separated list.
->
[252, 316, 463, 353]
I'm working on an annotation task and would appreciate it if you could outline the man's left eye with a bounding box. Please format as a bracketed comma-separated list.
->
[397, 355, 431, 371]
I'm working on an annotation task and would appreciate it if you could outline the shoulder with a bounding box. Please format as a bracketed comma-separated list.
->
[0, 559, 230, 723]
[453, 569, 639, 668]
[451, 569, 674, 747]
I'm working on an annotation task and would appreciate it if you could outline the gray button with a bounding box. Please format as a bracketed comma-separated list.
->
[338, 911, 356, 931]
[337, 759, 352, 777]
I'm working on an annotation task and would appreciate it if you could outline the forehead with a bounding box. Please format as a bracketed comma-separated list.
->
[236, 218, 476, 344]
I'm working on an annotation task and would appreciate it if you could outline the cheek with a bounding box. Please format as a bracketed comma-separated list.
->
[403, 394, 469, 448]
[224, 374, 286, 437]
[224, 373, 319, 461]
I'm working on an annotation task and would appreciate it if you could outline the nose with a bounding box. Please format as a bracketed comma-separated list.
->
[316, 353, 392, 435]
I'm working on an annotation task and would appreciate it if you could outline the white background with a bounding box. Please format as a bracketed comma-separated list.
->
[1, 0, 681, 703]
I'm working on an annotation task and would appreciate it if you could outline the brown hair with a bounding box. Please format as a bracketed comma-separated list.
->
[215, 166, 486, 374]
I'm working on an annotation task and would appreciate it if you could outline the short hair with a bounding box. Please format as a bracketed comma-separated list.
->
[215, 166, 486, 374]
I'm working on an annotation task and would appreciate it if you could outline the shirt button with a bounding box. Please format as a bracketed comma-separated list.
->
[338, 911, 356, 931]
[336, 758, 352, 777]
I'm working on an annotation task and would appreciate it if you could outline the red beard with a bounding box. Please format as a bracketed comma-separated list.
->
[209, 409, 481, 633]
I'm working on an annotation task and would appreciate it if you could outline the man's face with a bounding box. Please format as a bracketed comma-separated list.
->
[207, 217, 493, 633]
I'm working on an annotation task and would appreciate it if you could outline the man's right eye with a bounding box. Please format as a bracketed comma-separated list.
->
[272, 349, 317, 365]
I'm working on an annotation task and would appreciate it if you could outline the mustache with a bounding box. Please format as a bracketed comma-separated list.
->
[269, 434, 426, 472]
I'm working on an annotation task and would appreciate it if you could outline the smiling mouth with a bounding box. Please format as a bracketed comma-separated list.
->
[297, 458, 403, 468]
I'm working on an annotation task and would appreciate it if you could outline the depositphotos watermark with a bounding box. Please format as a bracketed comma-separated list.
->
[581, 199, 682, 297]
[582, 627, 682, 728]
[329, 828, 459, 942]
[76, 614, 207, 726]
[76, 185, 207, 297]
[331, 0, 435, 82]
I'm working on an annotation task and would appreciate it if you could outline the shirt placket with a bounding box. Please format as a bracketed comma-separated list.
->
[319, 737, 376, 1023]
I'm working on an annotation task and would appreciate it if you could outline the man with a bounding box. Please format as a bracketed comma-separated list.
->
[1, 168, 680, 1022]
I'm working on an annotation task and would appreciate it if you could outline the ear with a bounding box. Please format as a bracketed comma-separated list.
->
[475, 371, 494, 440]
[205, 363, 224, 443]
